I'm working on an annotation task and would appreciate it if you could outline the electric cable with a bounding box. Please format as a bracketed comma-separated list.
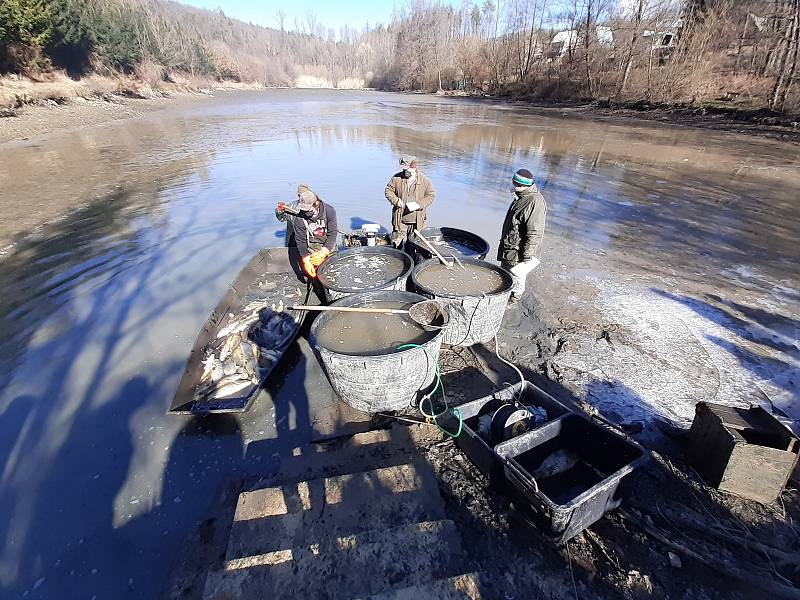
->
[394, 343, 463, 438]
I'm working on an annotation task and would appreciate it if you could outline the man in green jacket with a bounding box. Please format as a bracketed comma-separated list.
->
[385, 155, 436, 246]
[498, 168, 547, 304]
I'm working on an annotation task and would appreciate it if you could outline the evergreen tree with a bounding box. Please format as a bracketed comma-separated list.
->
[0, 0, 53, 71]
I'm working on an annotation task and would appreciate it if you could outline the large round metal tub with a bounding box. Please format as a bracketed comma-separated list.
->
[310, 291, 445, 413]
[411, 258, 513, 347]
[317, 247, 413, 303]
[405, 227, 490, 264]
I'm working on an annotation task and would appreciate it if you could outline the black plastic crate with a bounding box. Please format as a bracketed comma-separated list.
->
[495, 414, 648, 543]
[454, 381, 573, 479]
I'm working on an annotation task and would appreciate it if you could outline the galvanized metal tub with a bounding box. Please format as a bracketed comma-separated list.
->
[411, 258, 514, 347]
[316, 247, 413, 303]
[309, 290, 445, 413]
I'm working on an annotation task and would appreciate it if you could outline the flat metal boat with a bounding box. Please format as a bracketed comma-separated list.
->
[168, 247, 317, 414]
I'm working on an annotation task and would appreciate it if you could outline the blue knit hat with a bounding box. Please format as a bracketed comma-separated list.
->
[512, 169, 534, 187]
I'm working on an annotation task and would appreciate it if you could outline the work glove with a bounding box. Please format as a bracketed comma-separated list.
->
[405, 201, 421, 212]
[301, 247, 331, 278]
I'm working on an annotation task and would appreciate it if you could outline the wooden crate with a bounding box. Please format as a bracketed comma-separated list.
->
[687, 402, 799, 504]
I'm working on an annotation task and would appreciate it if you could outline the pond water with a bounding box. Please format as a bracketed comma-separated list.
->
[0, 89, 798, 599]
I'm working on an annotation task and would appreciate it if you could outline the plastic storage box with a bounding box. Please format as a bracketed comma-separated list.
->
[495, 414, 648, 543]
[454, 381, 573, 479]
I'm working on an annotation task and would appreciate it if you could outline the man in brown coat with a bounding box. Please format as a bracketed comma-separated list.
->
[385, 155, 436, 246]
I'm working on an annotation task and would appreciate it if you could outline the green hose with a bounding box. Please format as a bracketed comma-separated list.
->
[396, 343, 463, 438]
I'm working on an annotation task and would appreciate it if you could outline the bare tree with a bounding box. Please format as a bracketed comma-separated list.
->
[616, 0, 645, 97]
[771, 0, 800, 110]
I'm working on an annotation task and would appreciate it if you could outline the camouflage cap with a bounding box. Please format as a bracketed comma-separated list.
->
[399, 155, 417, 169]
[297, 188, 317, 211]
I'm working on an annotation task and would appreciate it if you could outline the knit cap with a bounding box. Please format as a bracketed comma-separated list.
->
[512, 169, 534, 187]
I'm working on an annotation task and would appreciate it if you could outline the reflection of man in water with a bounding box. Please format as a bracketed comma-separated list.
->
[276, 185, 338, 278]
[498, 168, 547, 305]
[385, 155, 436, 246]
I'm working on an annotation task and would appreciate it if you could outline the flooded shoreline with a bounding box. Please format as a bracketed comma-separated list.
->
[0, 89, 798, 599]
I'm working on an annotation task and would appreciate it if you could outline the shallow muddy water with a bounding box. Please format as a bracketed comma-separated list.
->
[0, 90, 798, 599]
[415, 262, 508, 296]
[313, 301, 435, 355]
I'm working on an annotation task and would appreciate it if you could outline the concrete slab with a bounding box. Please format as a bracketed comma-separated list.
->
[227, 461, 446, 558]
[311, 400, 374, 442]
[203, 520, 464, 600]
[244, 424, 444, 489]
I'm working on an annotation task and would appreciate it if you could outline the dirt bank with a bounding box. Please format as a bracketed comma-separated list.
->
[0, 92, 215, 146]
[438, 91, 800, 143]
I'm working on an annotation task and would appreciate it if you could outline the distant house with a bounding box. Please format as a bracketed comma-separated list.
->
[641, 19, 682, 64]
[596, 26, 614, 47]
[549, 26, 615, 59]
[550, 30, 578, 57]
[643, 30, 678, 49]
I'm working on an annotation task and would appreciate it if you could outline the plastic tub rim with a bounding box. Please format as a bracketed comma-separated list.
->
[410, 257, 514, 300]
[317, 247, 414, 295]
[309, 289, 443, 357]
[495, 413, 648, 510]
[406, 226, 491, 260]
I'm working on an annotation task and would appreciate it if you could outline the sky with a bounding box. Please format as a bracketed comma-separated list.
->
[179, 0, 411, 33]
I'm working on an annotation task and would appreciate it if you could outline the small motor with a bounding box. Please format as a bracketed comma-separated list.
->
[362, 223, 381, 247]
[477, 402, 547, 444]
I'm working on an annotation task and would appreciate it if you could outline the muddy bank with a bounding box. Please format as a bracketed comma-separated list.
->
[571, 101, 800, 143]
[0, 92, 215, 146]
[439, 91, 800, 142]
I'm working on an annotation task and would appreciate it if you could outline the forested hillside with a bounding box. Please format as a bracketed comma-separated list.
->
[0, 0, 370, 87]
[1, 0, 798, 113]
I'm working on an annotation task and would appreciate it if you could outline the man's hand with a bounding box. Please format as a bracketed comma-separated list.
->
[276, 202, 286, 214]
[301, 254, 316, 278]
[311, 247, 331, 265]
[301, 248, 332, 278]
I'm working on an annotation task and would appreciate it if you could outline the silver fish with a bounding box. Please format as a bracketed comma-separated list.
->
[219, 333, 242, 362]
[222, 358, 238, 376]
[532, 449, 581, 480]
[214, 379, 253, 398]
[239, 341, 259, 379]
[260, 349, 280, 361]
[200, 357, 224, 382]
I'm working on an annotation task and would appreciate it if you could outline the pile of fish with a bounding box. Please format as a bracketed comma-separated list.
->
[193, 280, 305, 403]
[428, 236, 482, 257]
